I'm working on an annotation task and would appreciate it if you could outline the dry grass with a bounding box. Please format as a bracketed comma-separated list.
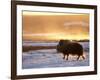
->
[23, 46, 56, 52]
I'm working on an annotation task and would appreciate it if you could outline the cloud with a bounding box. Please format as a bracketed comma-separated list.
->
[23, 33, 65, 36]
[64, 21, 89, 27]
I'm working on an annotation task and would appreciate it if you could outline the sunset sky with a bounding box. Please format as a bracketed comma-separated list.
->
[22, 11, 89, 41]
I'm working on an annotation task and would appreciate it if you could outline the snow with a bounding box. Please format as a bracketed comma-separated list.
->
[23, 41, 58, 46]
[22, 42, 89, 69]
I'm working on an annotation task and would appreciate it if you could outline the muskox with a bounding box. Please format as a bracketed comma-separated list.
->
[57, 40, 85, 60]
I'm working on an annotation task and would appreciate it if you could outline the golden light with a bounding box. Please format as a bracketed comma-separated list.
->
[22, 11, 89, 41]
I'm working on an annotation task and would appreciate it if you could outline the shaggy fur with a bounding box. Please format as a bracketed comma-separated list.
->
[57, 40, 85, 60]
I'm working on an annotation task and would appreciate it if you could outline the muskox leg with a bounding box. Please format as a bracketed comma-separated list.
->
[66, 54, 69, 60]
[77, 55, 80, 60]
[82, 55, 85, 59]
[63, 54, 66, 59]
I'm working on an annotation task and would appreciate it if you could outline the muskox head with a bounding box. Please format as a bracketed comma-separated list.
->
[57, 39, 70, 53]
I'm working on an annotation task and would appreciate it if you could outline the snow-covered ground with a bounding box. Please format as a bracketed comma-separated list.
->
[22, 42, 89, 69]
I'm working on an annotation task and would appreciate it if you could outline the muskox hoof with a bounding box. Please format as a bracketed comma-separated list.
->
[77, 55, 85, 60]
[66, 58, 68, 60]
[66, 55, 69, 60]
[63, 56, 66, 60]
[63, 57, 65, 59]
[82, 56, 85, 59]
[77, 56, 80, 60]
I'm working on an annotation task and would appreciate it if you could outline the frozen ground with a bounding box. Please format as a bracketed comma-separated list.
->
[22, 42, 89, 69]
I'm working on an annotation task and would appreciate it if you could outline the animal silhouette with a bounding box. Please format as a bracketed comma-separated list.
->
[57, 40, 85, 60]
